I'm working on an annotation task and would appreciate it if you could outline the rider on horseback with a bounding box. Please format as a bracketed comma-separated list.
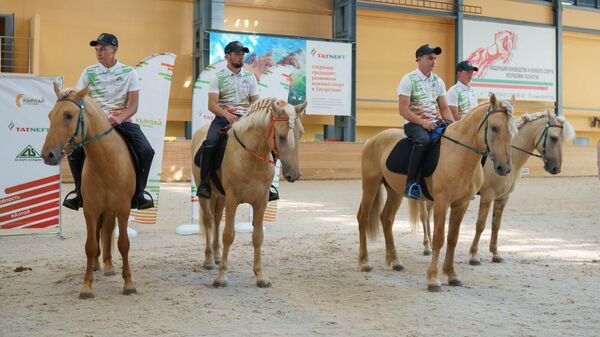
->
[195, 41, 279, 201]
[397, 44, 454, 199]
[62, 33, 155, 211]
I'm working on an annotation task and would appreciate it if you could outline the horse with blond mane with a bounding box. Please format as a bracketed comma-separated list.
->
[41, 84, 137, 298]
[417, 111, 575, 262]
[357, 94, 517, 292]
[192, 97, 306, 287]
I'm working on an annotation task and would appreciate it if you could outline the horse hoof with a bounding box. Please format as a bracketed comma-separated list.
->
[214, 259, 221, 265]
[203, 263, 216, 270]
[492, 256, 504, 263]
[392, 264, 404, 271]
[469, 259, 481, 266]
[256, 280, 272, 288]
[449, 279, 463, 287]
[93, 264, 100, 272]
[360, 263, 373, 272]
[79, 291, 94, 299]
[104, 269, 116, 276]
[213, 279, 228, 288]
[427, 285, 443, 292]
[123, 287, 137, 295]
[423, 249, 432, 256]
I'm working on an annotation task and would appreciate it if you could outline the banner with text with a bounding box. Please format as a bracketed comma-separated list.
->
[463, 19, 556, 102]
[129, 53, 176, 225]
[0, 75, 63, 233]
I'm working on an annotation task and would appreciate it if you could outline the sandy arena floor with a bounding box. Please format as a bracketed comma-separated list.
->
[1, 177, 599, 337]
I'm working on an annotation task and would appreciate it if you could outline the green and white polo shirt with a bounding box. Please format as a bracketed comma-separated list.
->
[446, 81, 479, 116]
[76, 61, 141, 123]
[397, 68, 446, 124]
[208, 67, 259, 116]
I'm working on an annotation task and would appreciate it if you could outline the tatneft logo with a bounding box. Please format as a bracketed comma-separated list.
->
[310, 48, 345, 60]
[8, 122, 49, 133]
[15, 145, 43, 161]
[15, 93, 46, 108]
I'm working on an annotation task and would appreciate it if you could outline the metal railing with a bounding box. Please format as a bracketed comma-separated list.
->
[0, 36, 33, 74]
[359, 0, 483, 14]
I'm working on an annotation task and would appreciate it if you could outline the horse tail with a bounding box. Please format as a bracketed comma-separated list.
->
[408, 199, 421, 233]
[366, 184, 384, 241]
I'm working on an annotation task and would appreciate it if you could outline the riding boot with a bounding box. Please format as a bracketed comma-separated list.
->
[134, 148, 156, 210]
[63, 149, 84, 211]
[405, 144, 427, 199]
[268, 185, 279, 202]
[196, 145, 216, 199]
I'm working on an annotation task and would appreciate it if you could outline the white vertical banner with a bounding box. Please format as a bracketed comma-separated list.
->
[0, 75, 63, 233]
[129, 53, 176, 225]
[305, 40, 352, 115]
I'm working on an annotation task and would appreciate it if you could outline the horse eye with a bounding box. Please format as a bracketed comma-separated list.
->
[550, 136, 559, 142]
[65, 113, 73, 121]
[279, 135, 286, 143]
[491, 126, 498, 133]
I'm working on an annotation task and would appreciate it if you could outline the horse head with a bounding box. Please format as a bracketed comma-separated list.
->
[485, 93, 517, 176]
[41, 83, 90, 166]
[537, 111, 575, 175]
[271, 100, 307, 182]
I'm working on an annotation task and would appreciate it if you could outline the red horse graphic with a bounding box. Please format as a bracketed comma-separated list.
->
[466, 30, 517, 78]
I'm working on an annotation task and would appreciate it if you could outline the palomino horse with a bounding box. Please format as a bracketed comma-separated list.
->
[192, 98, 306, 287]
[41, 84, 137, 298]
[418, 112, 575, 258]
[357, 94, 517, 292]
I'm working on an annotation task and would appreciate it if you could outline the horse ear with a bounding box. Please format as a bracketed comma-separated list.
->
[509, 94, 516, 107]
[295, 101, 308, 117]
[489, 93, 497, 107]
[74, 84, 89, 101]
[271, 99, 286, 116]
[546, 110, 553, 120]
[53, 82, 61, 98]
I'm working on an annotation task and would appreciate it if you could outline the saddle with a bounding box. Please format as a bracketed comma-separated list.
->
[385, 125, 446, 200]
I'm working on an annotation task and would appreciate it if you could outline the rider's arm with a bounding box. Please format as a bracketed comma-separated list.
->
[449, 106, 460, 121]
[445, 87, 461, 121]
[438, 95, 455, 122]
[398, 95, 424, 125]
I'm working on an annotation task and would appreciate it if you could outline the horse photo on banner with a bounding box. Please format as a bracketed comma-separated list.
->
[128, 53, 176, 225]
[0, 75, 63, 235]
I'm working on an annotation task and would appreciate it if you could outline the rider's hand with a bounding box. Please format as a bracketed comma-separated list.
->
[421, 120, 437, 131]
[224, 112, 239, 124]
[108, 114, 123, 126]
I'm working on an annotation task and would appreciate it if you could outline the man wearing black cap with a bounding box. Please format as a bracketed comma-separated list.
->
[397, 44, 453, 199]
[62, 32, 155, 211]
[446, 61, 480, 120]
[195, 41, 262, 199]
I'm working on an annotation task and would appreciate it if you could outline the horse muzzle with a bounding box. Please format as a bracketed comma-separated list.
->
[42, 148, 63, 166]
[494, 163, 512, 176]
[544, 162, 561, 175]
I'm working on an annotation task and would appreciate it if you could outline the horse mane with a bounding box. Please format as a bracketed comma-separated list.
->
[515, 111, 576, 141]
[57, 87, 107, 122]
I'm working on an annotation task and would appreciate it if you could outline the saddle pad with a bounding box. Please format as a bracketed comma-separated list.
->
[385, 137, 441, 178]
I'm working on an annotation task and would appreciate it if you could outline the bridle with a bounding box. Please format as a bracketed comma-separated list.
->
[57, 98, 113, 156]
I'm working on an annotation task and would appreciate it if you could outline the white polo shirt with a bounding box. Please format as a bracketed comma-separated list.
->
[396, 68, 446, 124]
[209, 67, 259, 116]
[76, 61, 141, 123]
[446, 81, 479, 116]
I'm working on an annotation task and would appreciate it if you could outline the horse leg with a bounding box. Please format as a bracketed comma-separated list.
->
[427, 200, 449, 292]
[251, 201, 271, 287]
[80, 211, 99, 299]
[490, 196, 509, 263]
[101, 213, 117, 276]
[212, 197, 225, 266]
[213, 198, 237, 287]
[421, 201, 434, 256]
[93, 217, 102, 272]
[381, 185, 404, 271]
[117, 213, 136, 295]
[199, 200, 215, 270]
[443, 200, 470, 287]
[356, 176, 382, 272]
[469, 198, 492, 265]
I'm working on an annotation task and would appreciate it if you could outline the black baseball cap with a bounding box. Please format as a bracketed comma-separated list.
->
[457, 60, 479, 71]
[416, 44, 442, 58]
[224, 41, 250, 54]
[90, 33, 118, 47]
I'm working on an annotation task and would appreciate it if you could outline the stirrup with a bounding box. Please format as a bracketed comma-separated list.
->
[136, 191, 155, 210]
[268, 185, 279, 202]
[196, 182, 211, 199]
[62, 190, 81, 211]
[406, 181, 422, 200]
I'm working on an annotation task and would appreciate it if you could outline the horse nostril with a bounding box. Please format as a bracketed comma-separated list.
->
[48, 152, 55, 160]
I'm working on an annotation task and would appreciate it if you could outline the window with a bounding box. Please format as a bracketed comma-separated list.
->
[573, 137, 589, 146]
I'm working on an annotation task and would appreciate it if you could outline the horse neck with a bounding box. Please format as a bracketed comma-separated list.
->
[445, 103, 489, 152]
[79, 98, 120, 161]
[511, 117, 548, 169]
[232, 110, 272, 158]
